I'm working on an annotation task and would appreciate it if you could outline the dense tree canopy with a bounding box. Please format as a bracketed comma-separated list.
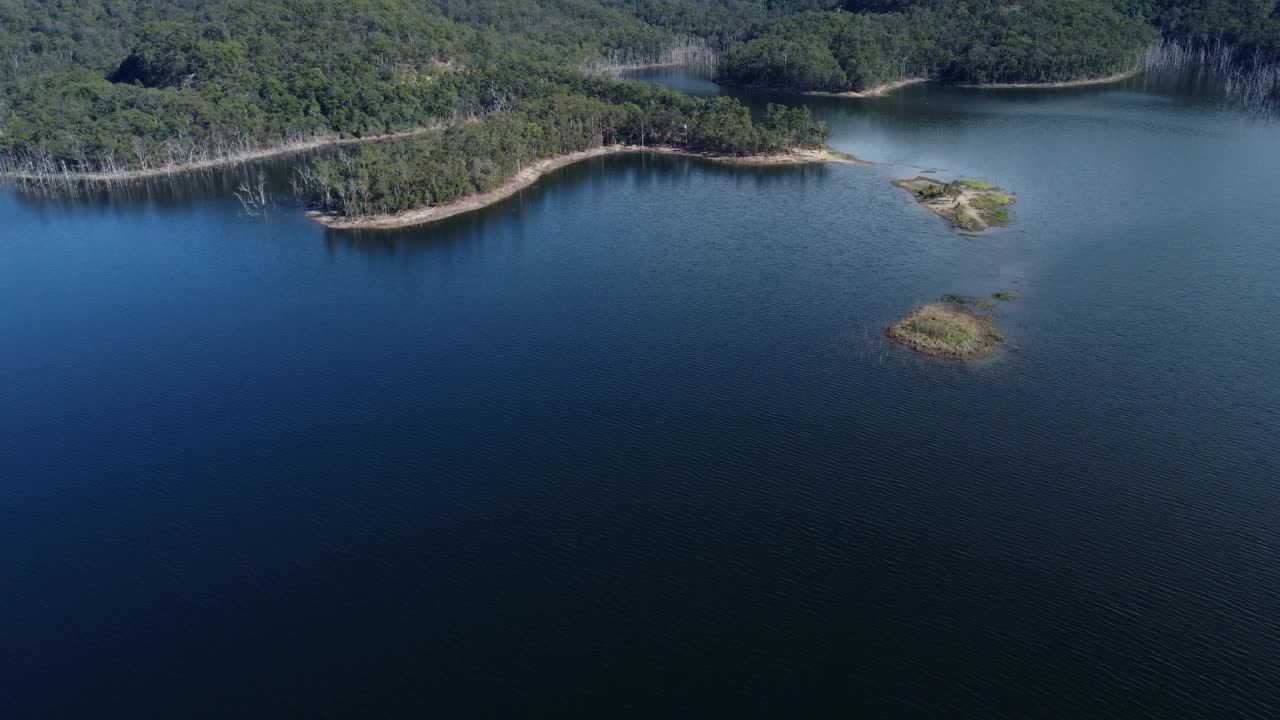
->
[720, 0, 1160, 91]
[296, 84, 829, 216]
[1, 0, 1276, 183]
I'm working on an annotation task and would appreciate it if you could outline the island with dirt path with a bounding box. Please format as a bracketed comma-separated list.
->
[891, 177, 1014, 231]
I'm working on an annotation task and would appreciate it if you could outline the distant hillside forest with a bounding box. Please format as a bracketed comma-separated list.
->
[721, 0, 1280, 91]
[1, 0, 1277, 180]
[720, 0, 1158, 90]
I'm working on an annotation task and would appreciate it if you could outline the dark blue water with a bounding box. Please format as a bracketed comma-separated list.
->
[3, 74, 1279, 717]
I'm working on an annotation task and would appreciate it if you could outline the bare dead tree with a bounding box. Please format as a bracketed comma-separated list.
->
[234, 170, 271, 216]
[1141, 36, 1280, 114]
[581, 36, 720, 76]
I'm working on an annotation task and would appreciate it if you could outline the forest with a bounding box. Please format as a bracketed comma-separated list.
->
[1, 0, 1277, 209]
[719, 0, 1280, 91]
[295, 89, 828, 217]
[719, 0, 1159, 90]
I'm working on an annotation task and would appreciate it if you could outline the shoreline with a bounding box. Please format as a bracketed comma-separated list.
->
[309, 144, 862, 230]
[718, 78, 932, 98]
[807, 77, 934, 98]
[726, 67, 1140, 99]
[957, 67, 1139, 89]
[594, 61, 687, 74]
[0, 125, 452, 184]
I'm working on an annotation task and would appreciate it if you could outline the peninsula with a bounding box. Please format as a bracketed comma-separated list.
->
[309, 145, 859, 230]
[294, 90, 841, 227]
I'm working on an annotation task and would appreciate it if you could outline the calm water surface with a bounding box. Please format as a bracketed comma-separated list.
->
[3, 72, 1279, 717]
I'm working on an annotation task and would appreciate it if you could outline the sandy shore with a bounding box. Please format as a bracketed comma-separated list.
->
[959, 67, 1139, 89]
[808, 77, 934, 98]
[309, 145, 862, 230]
[749, 68, 1137, 99]
[720, 77, 931, 98]
[594, 61, 687, 74]
[689, 146, 862, 166]
[0, 125, 452, 183]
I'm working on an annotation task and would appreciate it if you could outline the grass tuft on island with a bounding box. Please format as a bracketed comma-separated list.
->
[887, 302, 1004, 360]
[943, 291, 1017, 307]
[892, 177, 1013, 231]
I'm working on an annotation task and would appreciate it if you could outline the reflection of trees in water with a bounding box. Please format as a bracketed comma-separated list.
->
[5, 143, 831, 221]
[4, 153, 304, 211]
[1142, 37, 1280, 116]
[320, 153, 834, 261]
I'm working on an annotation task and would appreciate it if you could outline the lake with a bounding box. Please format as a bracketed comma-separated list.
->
[3, 70, 1279, 716]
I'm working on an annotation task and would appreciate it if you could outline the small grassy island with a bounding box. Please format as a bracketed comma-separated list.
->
[892, 177, 1013, 231]
[887, 302, 1004, 360]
